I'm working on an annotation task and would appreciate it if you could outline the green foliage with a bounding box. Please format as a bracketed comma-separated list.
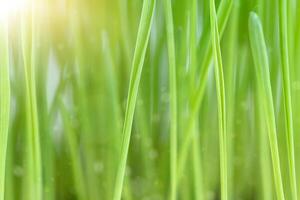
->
[0, 22, 10, 200]
[209, 0, 227, 199]
[0, 0, 300, 199]
[113, 0, 156, 199]
[249, 12, 285, 199]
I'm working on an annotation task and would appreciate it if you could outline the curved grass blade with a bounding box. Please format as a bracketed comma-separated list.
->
[278, 0, 298, 198]
[192, 124, 203, 200]
[20, 2, 43, 199]
[189, 0, 197, 86]
[187, 1, 204, 199]
[113, 0, 156, 199]
[177, 0, 233, 180]
[60, 101, 87, 200]
[223, 2, 239, 198]
[248, 12, 285, 200]
[256, 90, 273, 200]
[0, 21, 11, 200]
[162, 0, 178, 199]
[209, 0, 227, 199]
[70, 8, 100, 198]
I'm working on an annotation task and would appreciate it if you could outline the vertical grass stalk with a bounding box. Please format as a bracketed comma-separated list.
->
[209, 0, 227, 199]
[248, 12, 285, 200]
[113, 0, 156, 199]
[21, 1, 43, 199]
[0, 21, 10, 200]
[189, 0, 197, 86]
[163, 0, 178, 199]
[278, 0, 298, 198]
[177, 0, 233, 181]
[60, 102, 87, 200]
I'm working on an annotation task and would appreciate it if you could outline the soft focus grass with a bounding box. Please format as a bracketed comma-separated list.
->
[249, 12, 285, 199]
[0, 20, 10, 200]
[1, 0, 300, 199]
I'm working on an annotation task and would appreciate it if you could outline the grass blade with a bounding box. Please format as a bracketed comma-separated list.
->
[113, 0, 156, 199]
[60, 101, 87, 200]
[209, 0, 227, 199]
[21, 2, 43, 199]
[278, 0, 298, 198]
[256, 90, 273, 200]
[177, 0, 233, 180]
[0, 21, 10, 200]
[248, 12, 285, 200]
[163, 0, 178, 199]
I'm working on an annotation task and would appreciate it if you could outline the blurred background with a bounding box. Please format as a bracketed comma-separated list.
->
[2, 0, 300, 199]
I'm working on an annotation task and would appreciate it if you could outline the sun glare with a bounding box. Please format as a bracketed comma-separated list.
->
[0, 0, 28, 21]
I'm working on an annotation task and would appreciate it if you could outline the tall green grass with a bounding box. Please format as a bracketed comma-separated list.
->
[278, 0, 298, 198]
[0, 21, 10, 200]
[1, 0, 300, 199]
[209, 0, 227, 199]
[163, 0, 178, 199]
[20, 3, 42, 199]
[113, 0, 156, 199]
[249, 12, 285, 199]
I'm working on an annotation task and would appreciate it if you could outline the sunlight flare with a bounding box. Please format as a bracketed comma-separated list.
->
[0, 0, 28, 21]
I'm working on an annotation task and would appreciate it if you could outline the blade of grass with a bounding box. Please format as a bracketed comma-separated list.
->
[192, 123, 204, 200]
[0, 21, 11, 200]
[163, 0, 178, 199]
[248, 12, 285, 200]
[278, 0, 298, 198]
[186, 1, 205, 199]
[223, 1, 239, 198]
[21, 5, 43, 200]
[256, 90, 273, 200]
[118, 0, 133, 68]
[60, 101, 87, 200]
[5, 49, 27, 200]
[102, 33, 135, 199]
[177, 0, 233, 181]
[35, 19, 55, 200]
[209, 0, 227, 199]
[70, 9, 100, 198]
[113, 0, 156, 199]
[189, 0, 197, 86]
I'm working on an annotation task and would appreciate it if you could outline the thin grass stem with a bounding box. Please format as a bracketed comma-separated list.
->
[209, 0, 228, 199]
[177, 0, 233, 181]
[21, 4, 43, 199]
[113, 0, 156, 199]
[0, 21, 10, 200]
[163, 0, 178, 199]
[278, 0, 298, 198]
[249, 12, 285, 200]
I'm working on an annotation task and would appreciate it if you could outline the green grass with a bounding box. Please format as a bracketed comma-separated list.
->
[278, 0, 298, 198]
[209, 0, 227, 199]
[162, 0, 178, 199]
[249, 12, 285, 199]
[1, 0, 300, 199]
[20, 6, 42, 199]
[60, 101, 87, 200]
[177, 0, 233, 183]
[113, 0, 156, 199]
[0, 21, 10, 200]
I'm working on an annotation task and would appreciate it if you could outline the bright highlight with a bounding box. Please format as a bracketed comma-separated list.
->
[0, 0, 28, 21]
